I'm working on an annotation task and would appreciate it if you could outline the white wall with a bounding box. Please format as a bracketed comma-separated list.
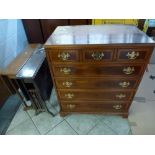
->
[0, 19, 28, 69]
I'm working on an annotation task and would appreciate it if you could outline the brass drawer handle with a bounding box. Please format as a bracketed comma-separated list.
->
[60, 68, 71, 74]
[58, 52, 71, 60]
[91, 52, 104, 60]
[62, 81, 72, 87]
[126, 51, 139, 60]
[67, 104, 75, 109]
[123, 67, 135, 75]
[119, 81, 130, 88]
[65, 93, 74, 99]
[116, 94, 126, 99]
[113, 105, 122, 110]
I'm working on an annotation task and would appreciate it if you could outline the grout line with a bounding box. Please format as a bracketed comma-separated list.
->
[6, 106, 30, 133]
[64, 120, 79, 135]
[5, 117, 38, 135]
[101, 119, 120, 135]
[129, 128, 133, 135]
[86, 122, 101, 135]
[86, 116, 106, 135]
[86, 118, 118, 135]
[45, 119, 65, 135]
[26, 110, 41, 135]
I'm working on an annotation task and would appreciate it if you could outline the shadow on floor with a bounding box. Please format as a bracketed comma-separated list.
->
[0, 95, 21, 135]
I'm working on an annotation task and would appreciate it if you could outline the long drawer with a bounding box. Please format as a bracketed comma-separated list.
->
[61, 102, 127, 112]
[55, 77, 138, 89]
[53, 63, 144, 77]
[58, 90, 135, 101]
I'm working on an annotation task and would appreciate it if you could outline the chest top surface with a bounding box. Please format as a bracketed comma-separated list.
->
[44, 25, 155, 46]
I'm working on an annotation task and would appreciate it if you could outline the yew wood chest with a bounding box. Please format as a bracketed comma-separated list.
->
[44, 25, 155, 118]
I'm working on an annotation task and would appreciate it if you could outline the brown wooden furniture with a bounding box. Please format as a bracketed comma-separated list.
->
[0, 44, 40, 108]
[22, 19, 91, 43]
[44, 25, 155, 118]
[22, 19, 145, 44]
[1, 44, 41, 107]
[2, 44, 53, 115]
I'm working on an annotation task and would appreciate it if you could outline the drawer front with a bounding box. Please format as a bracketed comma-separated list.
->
[83, 48, 114, 61]
[53, 64, 143, 77]
[117, 48, 150, 62]
[58, 90, 134, 101]
[48, 49, 80, 62]
[56, 78, 137, 89]
[61, 102, 127, 112]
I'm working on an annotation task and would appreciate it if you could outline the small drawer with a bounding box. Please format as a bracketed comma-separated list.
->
[53, 64, 143, 77]
[61, 101, 127, 112]
[83, 48, 114, 61]
[55, 77, 138, 89]
[58, 90, 134, 101]
[117, 48, 150, 62]
[48, 49, 80, 62]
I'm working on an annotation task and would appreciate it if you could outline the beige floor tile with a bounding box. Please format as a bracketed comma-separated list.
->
[65, 114, 100, 135]
[129, 100, 155, 134]
[6, 119, 39, 135]
[88, 119, 116, 135]
[32, 112, 64, 134]
[102, 116, 130, 135]
[135, 65, 155, 101]
[47, 120, 77, 135]
[7, 105, 30, 132]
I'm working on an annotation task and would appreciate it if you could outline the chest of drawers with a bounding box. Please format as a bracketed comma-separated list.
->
[45, 25, 155, 118]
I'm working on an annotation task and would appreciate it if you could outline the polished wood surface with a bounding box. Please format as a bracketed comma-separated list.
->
[55, 77, 138, 89]
[45, 25, 155, 46]
[45, 25, 155, 118]
[48, 49, 80, 62]
[53, 64, 144, 77]
[0, 44, 44, 108]
[61, 102, 127, 113]
[58, 89, 134, 101]
[2, 44, 41, 77]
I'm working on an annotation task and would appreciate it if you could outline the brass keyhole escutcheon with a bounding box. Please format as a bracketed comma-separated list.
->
[126, 51, 139, 60]
[115, 94, 126, 99]
[91, 52, 104, 60]
[113, 105, 122, 110]
[123, 67, 135, 75]
[62, 81, 72, 87]
[58, 52, 71, 60]
[65, 93, 74, 99]
[119, 81, 130, 88]
[60, 68, 71, 74]
[67, 104, 75, 109]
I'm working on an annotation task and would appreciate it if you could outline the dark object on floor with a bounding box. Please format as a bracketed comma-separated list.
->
[133, 97, 146, 103]
[150, 75, 155, 80]
[0, 95, 21, 135]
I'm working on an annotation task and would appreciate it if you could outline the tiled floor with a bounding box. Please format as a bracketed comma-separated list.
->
[129, 64, 155, 134]
[5, 64, 155, 135]
[5, 88, 131, 135]
[0, 95, 21, 134]
[6, 105, 131, 135]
